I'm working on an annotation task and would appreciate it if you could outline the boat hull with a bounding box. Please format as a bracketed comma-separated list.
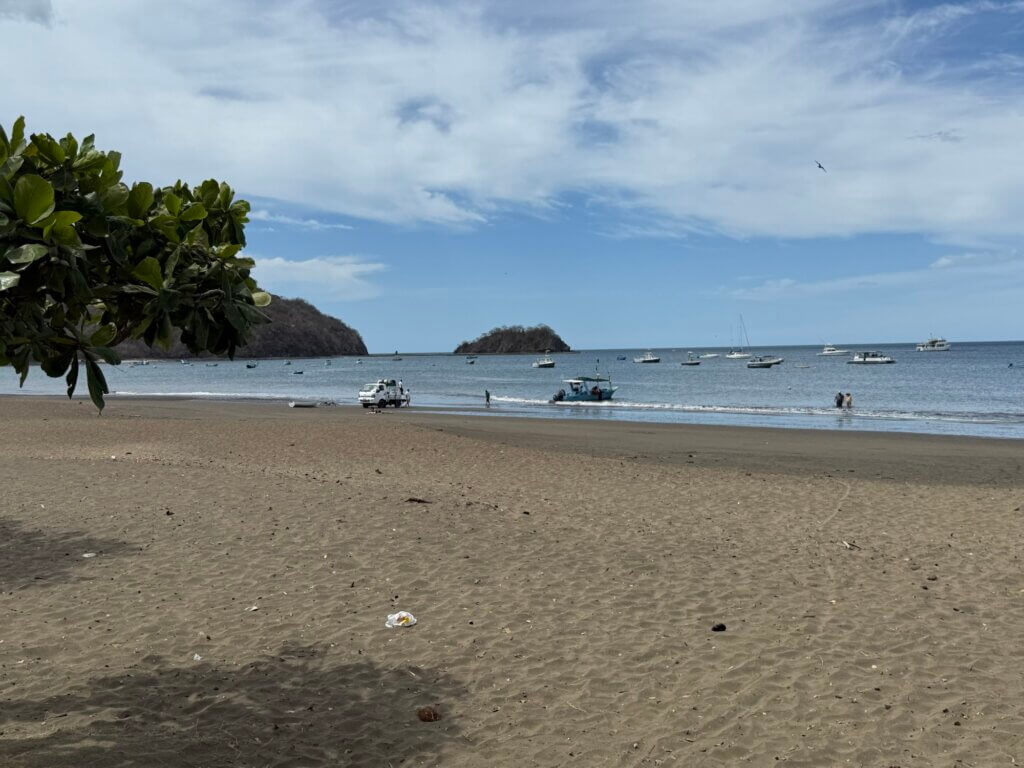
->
[558, 387, 617, 402]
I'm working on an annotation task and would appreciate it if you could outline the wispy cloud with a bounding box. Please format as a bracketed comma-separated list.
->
[6, 0, 1024, 241]
[251, 256, 387, 301]
[0, 0, 52, 25]
[733, 252, 1024, 299]
[249, 210, 353, 231]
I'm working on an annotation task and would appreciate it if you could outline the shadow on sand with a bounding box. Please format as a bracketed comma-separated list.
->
[0, 643, 467, 768]
[0, 517, 132, 592]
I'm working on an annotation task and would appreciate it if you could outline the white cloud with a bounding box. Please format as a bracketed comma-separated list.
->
[732, 252, 1024, 299]
[251, 256, 387, 301]
[5, 0, 1024, 241]
[0, 0, 52, 24]
[249, 210, 353, 231]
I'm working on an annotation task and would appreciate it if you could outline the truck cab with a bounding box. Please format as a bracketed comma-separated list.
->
[358, 379, 411, 408]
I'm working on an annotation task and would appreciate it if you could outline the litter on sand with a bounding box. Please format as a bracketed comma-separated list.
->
[385, 611, 417, 628]
[81, 552, 97, 558]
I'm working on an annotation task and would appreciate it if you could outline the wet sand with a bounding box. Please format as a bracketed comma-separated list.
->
[1, 396, 1022, 767]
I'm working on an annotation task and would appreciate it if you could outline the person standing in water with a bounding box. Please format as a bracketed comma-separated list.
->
[844, 392, 853, 409]
[484, 389, 491, 406]
[834, 391, 844, 409]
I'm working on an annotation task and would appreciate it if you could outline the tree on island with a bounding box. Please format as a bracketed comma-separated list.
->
[454, 324, 571, 354]
[0, 117, 269, 409]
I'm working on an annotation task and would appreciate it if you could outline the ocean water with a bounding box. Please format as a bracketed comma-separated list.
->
[3, 342, 1024, 439]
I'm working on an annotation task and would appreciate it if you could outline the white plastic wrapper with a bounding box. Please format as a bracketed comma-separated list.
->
[385, 611, 417, 628]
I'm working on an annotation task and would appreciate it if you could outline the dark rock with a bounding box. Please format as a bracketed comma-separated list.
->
[711, 623, 726, 632]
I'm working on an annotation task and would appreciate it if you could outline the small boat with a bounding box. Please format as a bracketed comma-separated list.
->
[747, 355, 784, 368]
[283, 360, 292, 366]
[292, 370, 304, 374]
[180, 359, 192, 366]
[246, 362, 258, 369]
[325, 359, 332, 366]
[795, 363, 811, 369]
[466, 354, 477, 360]
[818, 344, 849, 356]
[466, 359, 475, 365]
[205, 363, 218, 367]
[726, 316, 753, 359]
[680, 353, 701, 366]
[633, 351, 660, 363]
[356, 359, 363, 364]
[616, 355, 627, 361]
[699, 353, 719, 359]
[848, 351, 895, 364]
[532, 355, 555, 368]
[392, 357, 403, 361]
[916, 337, 951, 351]
[551, 375, 617, 402]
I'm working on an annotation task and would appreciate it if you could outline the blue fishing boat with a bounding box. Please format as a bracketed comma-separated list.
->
[551, 375, 617, 403]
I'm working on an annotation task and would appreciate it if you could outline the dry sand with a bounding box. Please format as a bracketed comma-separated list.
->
[1, 396, 1022, 767]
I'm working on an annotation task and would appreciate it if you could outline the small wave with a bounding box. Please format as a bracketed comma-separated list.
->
[489, 396, 1024, 425]
[112, 390, 291, 400]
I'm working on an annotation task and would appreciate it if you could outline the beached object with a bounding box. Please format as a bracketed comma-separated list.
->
[288, 401, 317, 408]
[385, 611, 417, 628]
[417, 706, 441, 722]
[711, 623, 726, 632]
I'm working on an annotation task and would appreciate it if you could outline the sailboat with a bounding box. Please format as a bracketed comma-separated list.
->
[725, 317, 752, 359]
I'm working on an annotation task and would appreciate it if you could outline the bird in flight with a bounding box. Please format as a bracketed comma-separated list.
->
[816, 161, 827, 173]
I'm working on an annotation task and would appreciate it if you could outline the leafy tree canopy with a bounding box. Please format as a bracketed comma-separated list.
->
[0, 116, 270, 409]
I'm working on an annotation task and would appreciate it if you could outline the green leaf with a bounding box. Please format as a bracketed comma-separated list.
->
[163, 191, 182, 216]
[91, 346, 121, 365]
[216, 244, 241, 260]
[0, 154, 24, 181]
[4, 243, 49, 265]
[179, 203, 207, 221]
[41, 210, 81, 240]
[13, 174, 55, 224]
[31, 133, 65, 164]
[132, 256, 164, 290]
[11, 116, 25, 149]
[251, 291, 272, 307]
[99, 182, 129, 212]
[90, 323, 116, 346]
[127, 182, 154, 219]
[66, 355, 79, 399]
[0, 271, 20, 291]
[84, 356, 109, 412]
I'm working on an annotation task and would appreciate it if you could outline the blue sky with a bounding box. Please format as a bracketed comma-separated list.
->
[4, 0, 1024, 351]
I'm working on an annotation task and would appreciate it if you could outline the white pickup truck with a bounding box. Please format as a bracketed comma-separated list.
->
[358, 379, 411, 408]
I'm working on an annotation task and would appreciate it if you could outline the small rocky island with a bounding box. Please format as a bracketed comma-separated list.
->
[116, 295, 368, 359]
[454, 325, 570, 354]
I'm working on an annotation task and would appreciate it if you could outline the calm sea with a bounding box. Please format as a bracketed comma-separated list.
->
[4, 342, 1024, 439]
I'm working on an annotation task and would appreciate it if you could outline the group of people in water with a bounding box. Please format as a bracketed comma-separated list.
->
[834, 390, 853, 409]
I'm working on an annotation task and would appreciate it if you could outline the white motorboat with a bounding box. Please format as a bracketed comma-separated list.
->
[633, 351, 661, 363]
[848, 351, 895, 364]
[725, 350, 752, 359]
[916, 337, 951, 351]
[698, 352, 719, 359]
[818, 345, 849, 356]
[746, 355, 784, 368]
[532, 355, 555, 368]
[680, 353, 701, 366]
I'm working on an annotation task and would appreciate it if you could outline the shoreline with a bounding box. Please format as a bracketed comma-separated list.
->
[4, 394, 1021, 485]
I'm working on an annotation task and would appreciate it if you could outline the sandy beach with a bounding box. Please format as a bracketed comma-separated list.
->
[1, 396, 1022, 767]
